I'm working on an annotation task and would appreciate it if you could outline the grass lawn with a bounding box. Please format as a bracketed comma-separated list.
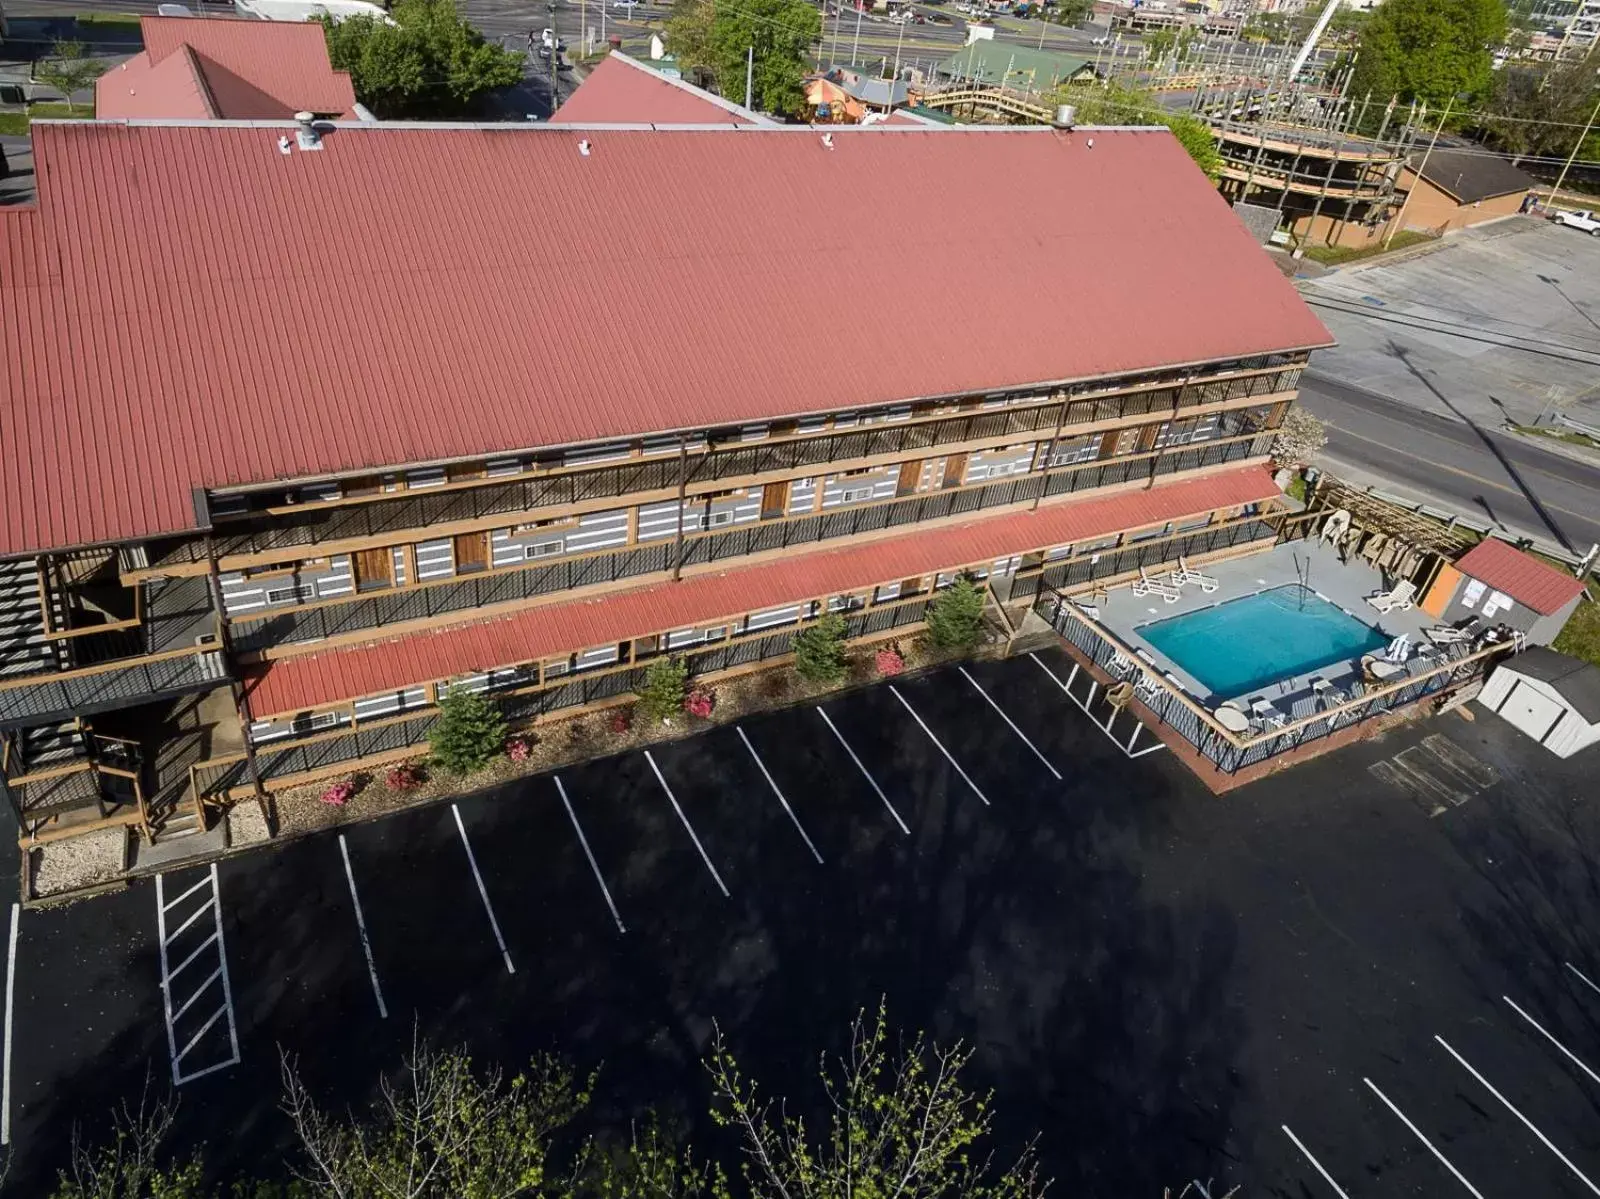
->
[1511, 423, 1600, 454]
[1303, 229, 1436, 267]
[0, 101, 96, 134]
[1553, 586, 1600, 668]
[76, 10, 142, 23]
[0, 112, 25, 136]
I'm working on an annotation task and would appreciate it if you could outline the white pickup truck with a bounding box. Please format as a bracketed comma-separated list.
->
[1551, 209, 1600, 234]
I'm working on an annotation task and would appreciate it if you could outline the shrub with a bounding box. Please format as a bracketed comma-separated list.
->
[429, 686, 509, 775]
[793, 609, 849, 684]
[874, 646, 905, 677]
[384, 763, 424, 792]
[321, 780, 355, 807]
[609, 707, 634, 735]
[638, 657, 688, 723]
[505, 734, 533, 763]
[684, 688, 715, 719]
[925, 576, 986, 650]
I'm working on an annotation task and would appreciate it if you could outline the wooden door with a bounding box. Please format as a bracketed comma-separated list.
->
[896, 459, 923, 496]
[1136, 423, 1160, 453]
[453, 531, 489, 574]
[942, 453, 967, 489]
[446, 463, 486, 483]
[353, 547, 393, 591]
[761, 481, 788, 518]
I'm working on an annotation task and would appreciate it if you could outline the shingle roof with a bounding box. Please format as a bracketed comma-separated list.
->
[243, 465, 1278, 715]
[96, 17, 358, 120]
[0, 121, 1330, 557]
[1456, 538, 1586, 615]
[1411, 148, 1533, 205]
[1499, 647, 1600, 723]
[553, 52, 769, 125]
[937, 41, 1096, 87]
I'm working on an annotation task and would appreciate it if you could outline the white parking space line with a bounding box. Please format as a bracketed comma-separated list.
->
[1028, 651, 1166, 758]
[1281, 1125, 1352, 1199]
[1435, 1035, 1600, 1196]
[155, 865, 242, 1087]
[817, 707, 909, 836]
[958, 666, 1062, 779]
[737, 726, 823, 864]
[451, 805, 516, 975]
[2, 903, 17, 1147]
[1364, 1077, 1486, 1199]
[338, 835, 388, 1019]
[555, 776, 626, 934]
[1504, 995, 1600, 1088]
[644, 751, 730, 897]
[890, 685, 990, 806]
[1567, 961, 1600, 1002]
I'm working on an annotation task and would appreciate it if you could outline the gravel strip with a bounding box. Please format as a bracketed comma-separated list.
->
[30, 827, 129, 898]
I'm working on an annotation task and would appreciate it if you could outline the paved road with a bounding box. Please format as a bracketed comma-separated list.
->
[1299, 371, 1600, 555]
[6, 650, 1600, 1196]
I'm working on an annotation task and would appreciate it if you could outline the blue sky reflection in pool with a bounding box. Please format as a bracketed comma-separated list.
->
[1139, 584, 1390, 699]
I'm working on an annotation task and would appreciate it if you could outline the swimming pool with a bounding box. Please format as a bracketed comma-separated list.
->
[1138, 584, 1390, 699]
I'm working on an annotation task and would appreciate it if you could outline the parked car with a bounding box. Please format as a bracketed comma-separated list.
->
[1091, 34, 1110, 44]
[1551, 209, 1600, 234]
[611, 0, 641, 9]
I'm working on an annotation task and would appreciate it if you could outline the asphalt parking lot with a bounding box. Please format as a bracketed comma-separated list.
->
[4, 648, 1600, 1195]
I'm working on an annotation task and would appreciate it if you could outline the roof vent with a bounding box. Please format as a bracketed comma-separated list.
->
[277, 135, 292, 156]
[821, 132, 834, 150]
[294, 111, 322, 152]
[1086, 137, 1095, 150]
[1052, 103, 1076, 130]
[578, 138, 591, 156]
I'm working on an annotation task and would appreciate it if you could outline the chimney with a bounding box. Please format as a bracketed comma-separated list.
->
[1052, 103, 1076, 130]
[294, 111, 322, 151]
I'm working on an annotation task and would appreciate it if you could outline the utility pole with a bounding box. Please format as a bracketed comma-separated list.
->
[851, 2, 863, 67]
[547, 1, 558, 111]
[746, 45, 754, 110]
[1551, 90, 1600, 204]
[1384, 93, 1453, 249]
[894, 15, 906, 79]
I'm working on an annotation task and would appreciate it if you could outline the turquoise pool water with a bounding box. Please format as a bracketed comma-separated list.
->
[1138, 584, 1390, 699]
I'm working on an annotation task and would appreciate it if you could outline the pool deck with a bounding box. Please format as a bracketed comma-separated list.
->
[1096, 540, 1437, 717]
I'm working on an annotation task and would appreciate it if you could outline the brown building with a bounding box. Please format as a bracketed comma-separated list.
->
[1393, 148, 1535, 236]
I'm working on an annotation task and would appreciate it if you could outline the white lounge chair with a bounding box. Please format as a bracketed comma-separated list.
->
[1132, 566, 1181, 604]
[1365, 580, 1417, 613]
[1170, 556, 1219, 593]
[1248, 696, 1288, 730]
[1109, 651, 1137, 678]
[1424, 617, 1479, 646]
[1361, 654, 1405, 682]
[1382, 633, 1412, 664]
[1309, 675, 1348, 709]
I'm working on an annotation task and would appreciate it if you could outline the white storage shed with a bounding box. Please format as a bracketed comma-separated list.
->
[1479, 647, 1600, 759]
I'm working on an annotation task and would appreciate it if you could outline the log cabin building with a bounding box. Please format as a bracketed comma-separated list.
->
[0, 117, 1332, 854]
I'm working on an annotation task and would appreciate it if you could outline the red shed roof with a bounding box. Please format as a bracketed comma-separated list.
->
[553, 52, 768, 125]
[96, 17, 358, 120]
[242, 465, 1278, 715]
[1455, 538, 1586, 615]
[0, 121, 1330, 556]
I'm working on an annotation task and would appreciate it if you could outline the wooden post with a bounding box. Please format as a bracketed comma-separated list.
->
[203, 539, 270, 825]
[1031, 398, 1070, 512]
[670, 434, 690, 583]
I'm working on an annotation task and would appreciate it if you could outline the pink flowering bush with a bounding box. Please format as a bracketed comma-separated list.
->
[505, 735, 533, 763]
[683, 688, 715, 719]
[609, 708, 634, 735]
[875, 647, 905, 677]
[320, 780, 355, 807]
[385, 764, 424, 792]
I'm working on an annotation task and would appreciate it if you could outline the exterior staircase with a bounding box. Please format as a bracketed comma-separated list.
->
[0, 557, 64, 677]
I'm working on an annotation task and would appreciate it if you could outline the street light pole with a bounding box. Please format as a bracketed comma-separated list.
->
[851, 2, 863, 67]
[1551, 90, 1600, 206]
[1383, 93, 1453, 250]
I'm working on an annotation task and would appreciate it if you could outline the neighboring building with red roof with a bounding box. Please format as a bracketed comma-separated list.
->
[553, 51, 770, 126]
[1433, 538, 1587, 643]
[96, 16, 360, 121]
[0, 115, 1331, 849]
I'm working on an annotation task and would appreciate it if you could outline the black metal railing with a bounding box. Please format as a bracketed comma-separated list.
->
[1006, 519, 1277, 605]
[230, 434, 1276, 654]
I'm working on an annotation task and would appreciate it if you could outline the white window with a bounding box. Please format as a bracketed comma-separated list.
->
[840, 486, 875, 504]
[833, 412, 860, 429]
[708, 510, 735, 528]
[292, 710, 341, 733]
[827, 595, 864, 612]
[797, 416, 827, 435]
[745, 605, 800, 631]
[266, 584, 317, 605]
[525, 541, 564, 560]
[543, 658, 572, 678]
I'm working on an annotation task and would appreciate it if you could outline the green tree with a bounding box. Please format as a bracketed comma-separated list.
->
[1480, 61, 1600, 164]
[637, 656, 689, 723]
[33, 40, 104, 114]
[792, 610, 849, 684]
[49, 1086, 210, 1199]
[666, 0, 820, 115]
[429, 686, 509, 775]
[924, 576, 986, 651]
[320, 0, 523, 119]
[1054, 83, 1221, 179]
[282, 1043, 589, 1198]
[1347, 0, 1506, 127]
[706, 1001, 1046, 1199]
[1046, 0, 1094, 25]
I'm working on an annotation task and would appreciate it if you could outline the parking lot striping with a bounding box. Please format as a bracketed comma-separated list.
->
[1280, 1125, 1352, 1199]
[889, 685, 991, 807]
[736, 727, 824, 864]
[1435, 1035, 1600, 1196]
[155, 865, 242, 1086]
[2, 903, 17, 1147]
[451, 805, 516, 975]
[338, 835, 388, 1019]
[644, 750, 731, 898]
[555, 777, 626, 934]
[1364, 1077, 1487, 1199]
[1027, 652, 1165, 760]
[957, 667, 1062, 780]
[1567, 961, 1600, 1002]
[1504, 995, 1600, 1088]
[816, 707, 909, 836]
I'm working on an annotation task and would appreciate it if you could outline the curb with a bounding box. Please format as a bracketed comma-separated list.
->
[1498, 424, 1600, 470]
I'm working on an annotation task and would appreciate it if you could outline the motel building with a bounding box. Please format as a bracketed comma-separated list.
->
[0, 110, 1337, 872]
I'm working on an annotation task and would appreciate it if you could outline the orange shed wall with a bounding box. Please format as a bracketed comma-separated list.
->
[1421, 562, 1462, 619]
[1397, 170, 1528, 235]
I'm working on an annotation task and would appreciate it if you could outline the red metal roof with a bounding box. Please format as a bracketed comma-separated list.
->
[0, 122, 1330, 556]
[242, 465, 1277, 715]
[553, 52, 766, 125]
[1455, 538, 1586, 615]
[96, 17, 358, 120]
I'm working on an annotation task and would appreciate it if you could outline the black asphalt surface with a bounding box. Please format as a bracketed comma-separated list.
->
[5, 650, 1600, 1195]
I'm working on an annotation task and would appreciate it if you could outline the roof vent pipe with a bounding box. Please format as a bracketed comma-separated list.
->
[578, 138, 591, 156]
[277, 135, 292, 156]
[294, 110, 322, 151]
[1052, 103, 1076, 130]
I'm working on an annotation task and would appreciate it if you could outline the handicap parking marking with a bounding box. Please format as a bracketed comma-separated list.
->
[555, 775, 627, 934]
[816, 706, 908, 835]
[451, 804, 516, 975]
[1421, 734, 1498, 789]
[1364, 1076, 1488, 1199]
[1434, 1035, 1600, 1196]
[888, 684, 990, 807]
[1280, 1125, 1352, 1199]
[1503, 995, 1600, 1088]
[155, 864, 241, 1086]
[957, 666, 1062, 780]
[644, 750, 731, 898]
[736, 726, 824, 865]
[337, 834, 388, 1019]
